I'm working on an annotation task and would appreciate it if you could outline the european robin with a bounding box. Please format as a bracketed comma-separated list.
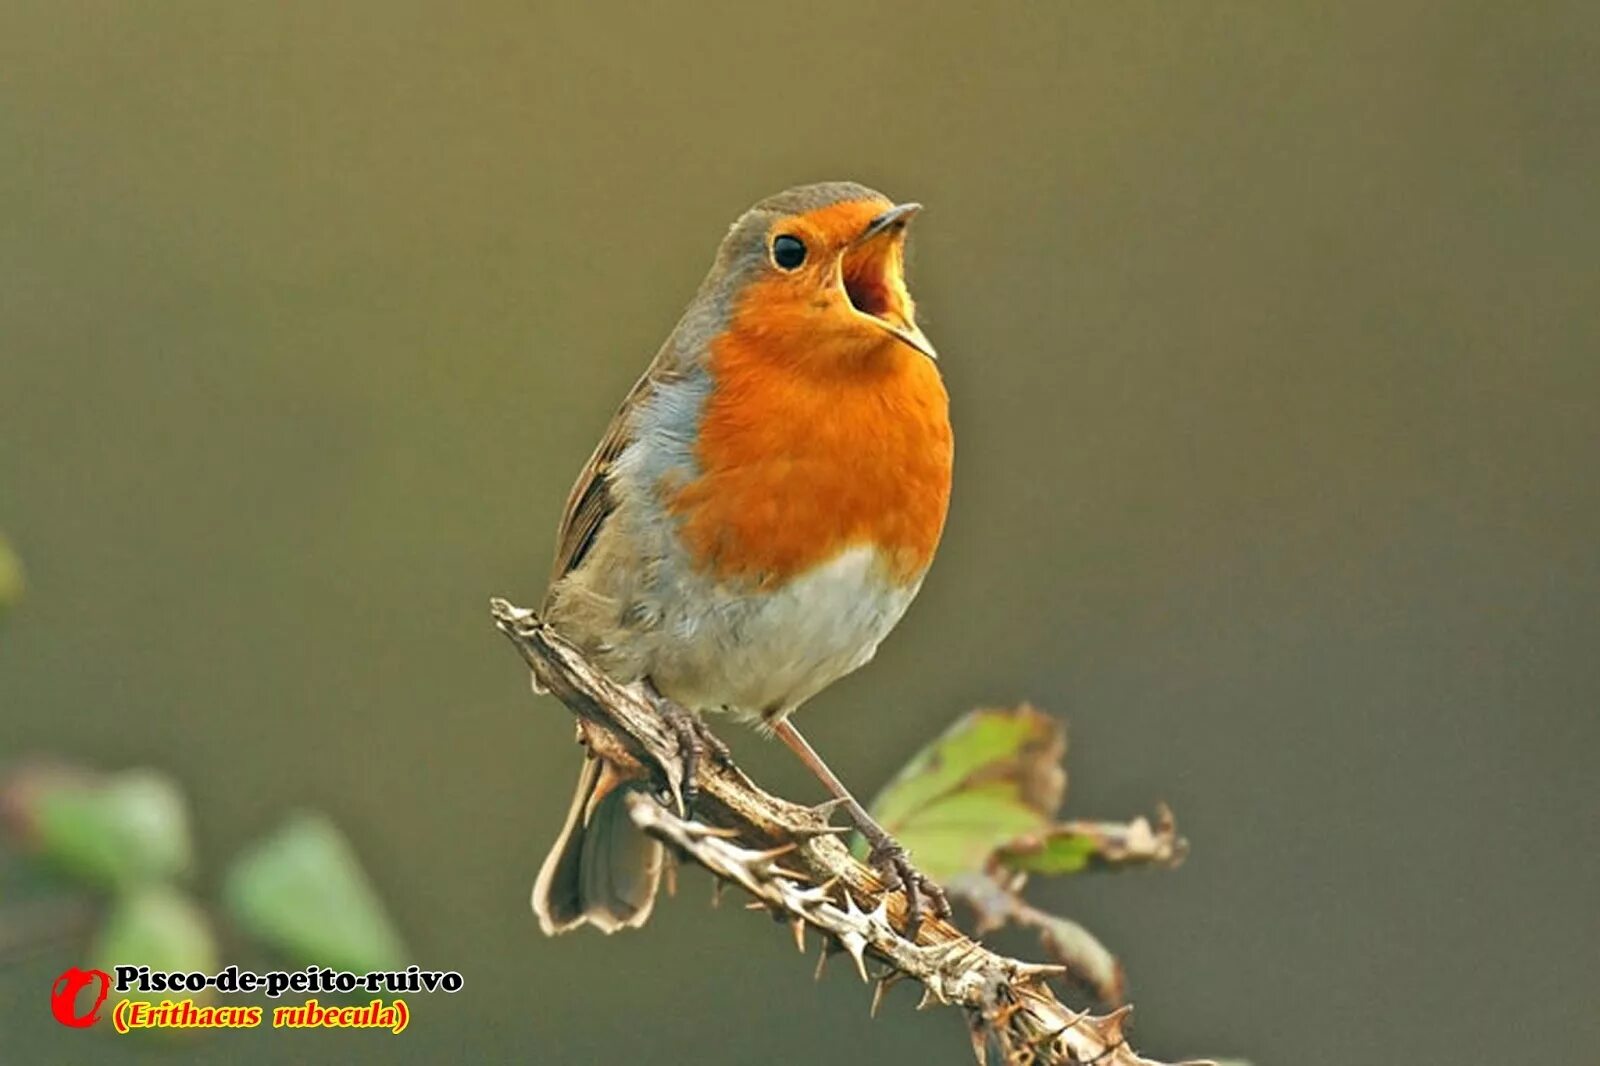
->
[532, 182, 953, 935]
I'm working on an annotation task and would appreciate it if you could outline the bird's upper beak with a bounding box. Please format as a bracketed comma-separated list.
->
[841, 203, 937, 360]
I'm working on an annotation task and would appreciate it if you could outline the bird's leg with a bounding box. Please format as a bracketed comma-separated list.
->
[643, 681, 731, 810]
[770, 718, 951, 932]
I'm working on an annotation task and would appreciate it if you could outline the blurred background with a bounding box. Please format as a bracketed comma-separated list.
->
[3, 2, 1596, 1063]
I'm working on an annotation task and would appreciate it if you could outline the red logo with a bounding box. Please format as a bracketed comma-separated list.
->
[50, 967, 110, 1028]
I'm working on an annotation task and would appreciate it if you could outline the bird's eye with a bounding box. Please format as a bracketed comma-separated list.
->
[771, 234, 807, 270]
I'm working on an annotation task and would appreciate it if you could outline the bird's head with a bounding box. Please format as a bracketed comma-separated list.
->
[706, 182, 936, 370]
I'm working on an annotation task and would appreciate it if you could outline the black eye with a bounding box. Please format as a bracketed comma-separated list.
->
[771, 234, 807, 270]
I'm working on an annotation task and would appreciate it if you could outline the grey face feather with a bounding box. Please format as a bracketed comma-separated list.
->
[752, 180, 887, 217]
[695, 181, 894, 316]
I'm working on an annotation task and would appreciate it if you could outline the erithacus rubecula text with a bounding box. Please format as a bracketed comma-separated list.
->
[532, 182, 954, 934]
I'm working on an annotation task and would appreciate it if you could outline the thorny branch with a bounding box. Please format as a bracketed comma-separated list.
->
[492, 597, 1209, 1066]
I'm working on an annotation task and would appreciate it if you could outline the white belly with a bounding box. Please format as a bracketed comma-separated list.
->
[647, 545, 922, 722]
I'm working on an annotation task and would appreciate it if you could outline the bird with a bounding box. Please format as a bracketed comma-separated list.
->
[531, 181, 954, 936]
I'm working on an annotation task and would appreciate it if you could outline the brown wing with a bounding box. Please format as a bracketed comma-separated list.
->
[544, 273, 720, 596]
[546, 379, 640, 590]
[545, 351, 692, 593]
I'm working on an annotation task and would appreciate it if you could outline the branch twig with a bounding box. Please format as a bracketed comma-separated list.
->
[492, 597, 1206, 1066]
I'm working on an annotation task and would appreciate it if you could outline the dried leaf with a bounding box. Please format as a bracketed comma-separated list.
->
[1019, 910, 1125, 1005]
[996, 810, 1187, 876]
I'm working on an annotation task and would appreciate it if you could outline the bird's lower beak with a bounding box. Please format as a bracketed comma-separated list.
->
[842, 203, 938, 360]
[877, 316, 937, 361]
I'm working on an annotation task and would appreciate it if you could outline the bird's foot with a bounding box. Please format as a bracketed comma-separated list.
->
[651, 697, 731, 811]
[859, 825, 951, 935]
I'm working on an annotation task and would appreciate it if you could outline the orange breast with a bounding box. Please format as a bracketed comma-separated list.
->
[667, 332, 953, 588]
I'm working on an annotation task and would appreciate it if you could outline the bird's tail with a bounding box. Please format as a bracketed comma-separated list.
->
[532, 754, 663, 935]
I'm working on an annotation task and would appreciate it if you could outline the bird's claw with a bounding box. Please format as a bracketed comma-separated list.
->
[866, 836, 950, 935]
[653, 699, 731, 811]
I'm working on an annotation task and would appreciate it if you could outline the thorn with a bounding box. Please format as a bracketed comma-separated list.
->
[790, 917, 807, 953]
[765, 864, 809, 882]
[1098, 1003, 1133, 1045]
[1012, 960, 1069, 984]
[791, 878, 839, 906]
[870, 975, 901, 1018]
[746, 841, 799, 863]
[809, 796, 852, 819]
[814, 941, 834, 981]
[690, 822, 744, 840]
[743, 900, 768, 911]
[914, 977, 949, 1010]
[1028, 1006, 1091, 1051]
[663, 856, 678, 898]
[838, 931, 870, 983]
[710, 879, 726, 909]
[925, 938, 974, 968]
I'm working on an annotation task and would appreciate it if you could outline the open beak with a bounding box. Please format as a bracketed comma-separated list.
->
[841, 203, 937, 360]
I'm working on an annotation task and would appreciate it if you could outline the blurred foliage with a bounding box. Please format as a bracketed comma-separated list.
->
[0, 759, 408, 1035]
[223, 812, 407, 973]
[95, 886, 220, 1013]
[0, 529, 408, 1038]
[867, 706, 1186, 1004]
[0, 533, 22, 620]
[14, 766, 194, 890]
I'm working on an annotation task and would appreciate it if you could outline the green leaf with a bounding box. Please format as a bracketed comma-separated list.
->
[871, 705, 1066, 831]
[881, 785, 1055, 882]
[994, 831, 1100, 875]
[222, 811, 406, 972]
[0, 533, 23, 617]
[864, 705, 1067, 881]
[12, 766, 194, 890]
[95, 885, 220, 1011]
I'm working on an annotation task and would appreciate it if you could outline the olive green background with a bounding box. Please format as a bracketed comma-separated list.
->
[3, 3, 1596, 1063]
